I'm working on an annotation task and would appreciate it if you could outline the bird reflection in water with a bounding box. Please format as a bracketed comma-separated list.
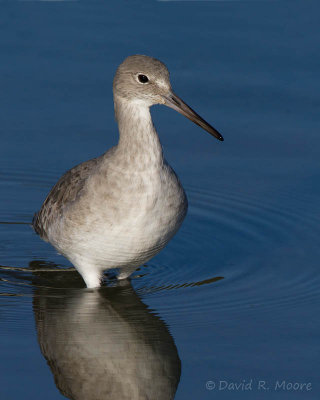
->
[32, 262, 181, 400]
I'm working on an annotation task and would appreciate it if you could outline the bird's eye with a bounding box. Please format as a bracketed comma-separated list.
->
[137, 74, 149, 84]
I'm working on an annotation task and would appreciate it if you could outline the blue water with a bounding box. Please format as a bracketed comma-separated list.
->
[1, 1, 320, 399]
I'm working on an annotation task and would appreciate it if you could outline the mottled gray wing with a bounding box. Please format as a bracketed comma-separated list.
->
[32, 157, 100, 241]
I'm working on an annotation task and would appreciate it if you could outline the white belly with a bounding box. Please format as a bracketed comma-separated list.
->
[49, 163, 188, 272]
[90, 194, 186, 269]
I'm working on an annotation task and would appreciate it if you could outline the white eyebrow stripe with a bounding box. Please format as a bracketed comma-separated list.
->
[157, 79, 170, 89]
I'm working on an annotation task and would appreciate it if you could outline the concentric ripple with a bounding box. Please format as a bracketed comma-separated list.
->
[131, 183, 320, 327]
[1, 166, 320, 329]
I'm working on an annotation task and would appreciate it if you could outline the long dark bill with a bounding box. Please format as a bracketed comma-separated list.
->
[163, 93, 224, 141]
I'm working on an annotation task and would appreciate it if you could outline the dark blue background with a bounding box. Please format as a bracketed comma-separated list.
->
[0, 1, 319, 399]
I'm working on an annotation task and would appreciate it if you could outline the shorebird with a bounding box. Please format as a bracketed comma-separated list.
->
[33, 55, 223, 288]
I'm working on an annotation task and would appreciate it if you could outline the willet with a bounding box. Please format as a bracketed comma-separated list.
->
[33, 55, 223, 288]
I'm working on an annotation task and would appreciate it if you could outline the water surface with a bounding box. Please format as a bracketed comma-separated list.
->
[1, 1, 319, 399]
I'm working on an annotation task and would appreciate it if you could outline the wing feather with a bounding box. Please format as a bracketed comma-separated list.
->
[32, 157, 99, 240]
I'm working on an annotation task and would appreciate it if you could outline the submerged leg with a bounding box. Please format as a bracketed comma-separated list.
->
[82, 270, 103, 289]
[117, 266, 137, 280]
[71, 258, 103, 288]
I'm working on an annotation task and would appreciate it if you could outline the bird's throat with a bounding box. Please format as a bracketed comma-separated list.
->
[114, 97, 164, 169]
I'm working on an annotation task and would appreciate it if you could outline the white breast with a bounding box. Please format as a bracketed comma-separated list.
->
[49, 162, 188, 272]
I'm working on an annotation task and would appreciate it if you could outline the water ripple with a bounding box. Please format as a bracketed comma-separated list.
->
[1, 167, 320, 329]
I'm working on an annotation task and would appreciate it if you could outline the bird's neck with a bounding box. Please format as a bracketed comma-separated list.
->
[114, 97, 164, 169]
